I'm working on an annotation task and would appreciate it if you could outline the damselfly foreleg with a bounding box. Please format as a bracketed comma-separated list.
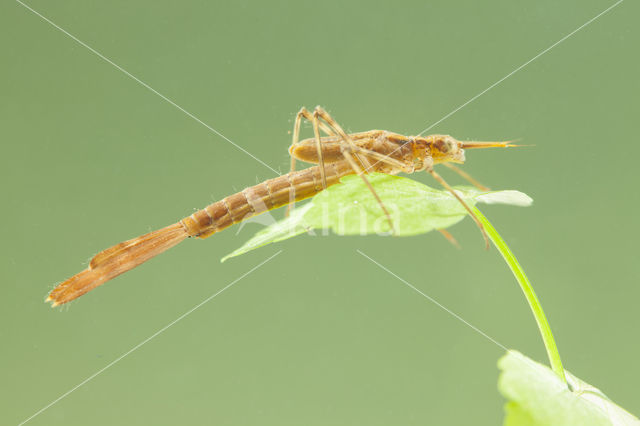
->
[427, 167, 490, 249]
[289, 106, 335, 177]
[287, 107, 336, 214]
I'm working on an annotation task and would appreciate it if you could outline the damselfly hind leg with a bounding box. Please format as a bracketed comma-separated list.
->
[311, 106, 396, 235]
[287, 107, 335, 215]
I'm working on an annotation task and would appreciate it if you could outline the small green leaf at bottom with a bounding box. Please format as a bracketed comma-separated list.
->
[498, 350, 639, 426]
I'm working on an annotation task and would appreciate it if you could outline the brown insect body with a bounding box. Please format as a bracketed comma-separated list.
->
[48, 107, 512, 306]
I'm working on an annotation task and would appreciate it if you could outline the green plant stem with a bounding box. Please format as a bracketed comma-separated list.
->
[473, 207, 566, 384]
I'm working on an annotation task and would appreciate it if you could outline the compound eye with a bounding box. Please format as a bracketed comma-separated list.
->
[434, 138, 448, 153]
[438, 140, 452, 153]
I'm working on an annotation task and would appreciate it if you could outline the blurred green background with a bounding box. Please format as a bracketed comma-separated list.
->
[2, 0, 638, 424]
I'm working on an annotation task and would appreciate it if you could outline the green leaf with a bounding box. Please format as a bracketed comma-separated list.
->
[222, 173, 532, 261]
[498, 350, 639, 426]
